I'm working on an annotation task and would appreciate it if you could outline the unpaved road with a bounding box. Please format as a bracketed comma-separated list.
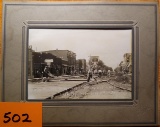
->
[28, 79, 131, 99]
[53, 81, 131, 99]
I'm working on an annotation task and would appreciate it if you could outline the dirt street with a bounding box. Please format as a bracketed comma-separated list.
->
[52, 81, 131, 99]
[28, 79, 131, 99]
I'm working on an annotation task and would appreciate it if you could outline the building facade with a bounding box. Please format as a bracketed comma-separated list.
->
[119, 53, 132, 73]
[32, 52, 61, 77]
[28, 48, 78, 77]
[43, 50, 76, 75]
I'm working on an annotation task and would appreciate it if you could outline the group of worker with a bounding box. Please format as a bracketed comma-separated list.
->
[42, 66, 111, 82]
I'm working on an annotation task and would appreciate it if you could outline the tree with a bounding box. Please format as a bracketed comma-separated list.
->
[97, 60, 104, 67]
[114, 66, 122, 73]
[103, 65, 108, 71]
[108, 67, 113, 71]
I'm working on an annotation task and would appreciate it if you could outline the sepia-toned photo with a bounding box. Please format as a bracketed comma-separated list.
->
[28, 29, 132, 100]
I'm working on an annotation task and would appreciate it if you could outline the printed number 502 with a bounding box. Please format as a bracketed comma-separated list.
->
[3, 112, 32, 123]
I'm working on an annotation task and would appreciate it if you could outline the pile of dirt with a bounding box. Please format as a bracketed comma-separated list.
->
[114, 73, 132, 84]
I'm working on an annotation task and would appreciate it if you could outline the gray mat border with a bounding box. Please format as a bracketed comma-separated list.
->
[2, 2, 158, 126]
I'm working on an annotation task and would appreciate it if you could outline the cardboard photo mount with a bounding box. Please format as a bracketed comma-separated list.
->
[2, 2, 158, 126]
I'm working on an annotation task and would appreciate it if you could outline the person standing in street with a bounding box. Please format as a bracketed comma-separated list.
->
[56, 69, 59, 77]
[87, 69, 93, 82]
[107, 70, 111, 78]
[98, 69, 102, 78]
[42, 66, 49, 82]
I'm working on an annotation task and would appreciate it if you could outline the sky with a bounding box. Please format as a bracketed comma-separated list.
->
[29, 29, 132, 69]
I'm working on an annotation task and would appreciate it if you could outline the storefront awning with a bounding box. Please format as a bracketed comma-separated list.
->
[62, 64, 68, 67]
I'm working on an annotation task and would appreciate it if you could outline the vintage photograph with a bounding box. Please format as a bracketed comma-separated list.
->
[28, 29, 132, 100]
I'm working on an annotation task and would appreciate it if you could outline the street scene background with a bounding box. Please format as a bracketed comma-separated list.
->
[28, 29, 132, 99]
